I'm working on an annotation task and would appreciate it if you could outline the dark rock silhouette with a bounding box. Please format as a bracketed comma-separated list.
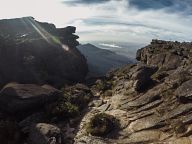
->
[0, 83, 62, 115]
[28, 123, 62, 144]
[0, 17, 88, 88]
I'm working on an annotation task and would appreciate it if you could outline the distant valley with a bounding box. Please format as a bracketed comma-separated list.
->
[77, 43, 136, 77]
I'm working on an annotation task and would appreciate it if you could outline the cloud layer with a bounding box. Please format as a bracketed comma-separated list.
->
[0, 0, 192, 48]
[63, 0, 192, 45]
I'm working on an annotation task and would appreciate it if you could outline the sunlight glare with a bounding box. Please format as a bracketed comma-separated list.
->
[62, 44, 69, 51]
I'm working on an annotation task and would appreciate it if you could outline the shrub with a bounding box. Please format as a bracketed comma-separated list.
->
[86, 113, 119, 137]
[62, 91, 92, 110]
[46, 101, 79, 120]
[62, 84, 92, 110]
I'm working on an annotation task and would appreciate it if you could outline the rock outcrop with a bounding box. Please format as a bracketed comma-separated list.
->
[0, 83, 62, 115]
[0, 17, 88, 88]
[74, 40, 192, 143]
[28, 123, 62, 144]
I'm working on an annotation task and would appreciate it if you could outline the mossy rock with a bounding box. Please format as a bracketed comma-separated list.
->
[62, 91, 92, 110]
[61, 84, 92, 110]
[94, 79, 112, 92]
[86, 113, 119, 137]
[45, 101, 79, 120]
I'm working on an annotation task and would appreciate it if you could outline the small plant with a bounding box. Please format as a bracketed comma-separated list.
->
[86, 113, 119, 137]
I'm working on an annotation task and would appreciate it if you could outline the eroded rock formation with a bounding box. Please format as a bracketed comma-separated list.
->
[0, 17, 88, 88]
[74, 40, 192, 143]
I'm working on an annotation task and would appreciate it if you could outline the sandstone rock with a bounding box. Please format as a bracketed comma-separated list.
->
[131, 65, 157, 92]
[0, 17, 88, 88]
[120, 130, 169, 143]
[168, 137, 192, 144]
[136, 39, 190, 70]
[0, 83, 61, 114]
[28, 123, 62, 144]
[19, 112, 46, 133]
[74, 40, 192, 143]
[175, 79, 192, 103]
[89, 99, 103, 107]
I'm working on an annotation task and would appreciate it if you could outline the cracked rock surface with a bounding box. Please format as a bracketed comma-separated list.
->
[74, 40, 192, 144]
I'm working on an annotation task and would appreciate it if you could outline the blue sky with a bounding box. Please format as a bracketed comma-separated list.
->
[0, 0, 192, 51]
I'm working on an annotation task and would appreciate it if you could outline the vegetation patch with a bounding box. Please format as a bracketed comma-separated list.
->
[45, 84, 92, 120]
[45, 101, 79, 120]
[86, 113, 119, 137]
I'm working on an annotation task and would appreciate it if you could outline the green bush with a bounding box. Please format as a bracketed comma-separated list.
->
[62, 91, 92, 110]
[61, 84, 92, 110]
[86, 113, 119, 137]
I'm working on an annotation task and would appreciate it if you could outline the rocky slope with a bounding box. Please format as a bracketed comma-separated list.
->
[77, 43, 135, 77]
[0, 17, 88, 88]
[74, 40, 192, 143]
[1, 23, 192, 144]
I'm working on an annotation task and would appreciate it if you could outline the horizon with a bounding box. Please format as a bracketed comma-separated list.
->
[1, 0, 192, 50]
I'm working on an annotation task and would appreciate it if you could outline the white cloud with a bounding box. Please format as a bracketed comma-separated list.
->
[99, 43, 122, 48]
[72, 0, 192, 44]
[0, 0, 92, 27]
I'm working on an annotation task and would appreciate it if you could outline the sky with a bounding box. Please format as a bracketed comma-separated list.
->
[0, 0, 192, 55]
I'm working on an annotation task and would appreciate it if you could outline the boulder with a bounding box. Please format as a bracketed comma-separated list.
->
[0, 83, 62, 114]
[175, 80, 192, 97]
[131, 65, 157, 92]
[63, 83, 92, 110]
[28, 123, 62, 144]
[0, 17, 88, 88]
[175, 79, 192, 103]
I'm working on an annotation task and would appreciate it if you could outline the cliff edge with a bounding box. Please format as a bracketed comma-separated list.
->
[0, 17, 88, 88]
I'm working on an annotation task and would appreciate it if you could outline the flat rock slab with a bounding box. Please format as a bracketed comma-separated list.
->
[0, 83, 61, 113]
[120, 130, 169, 143]
[128, 115, 163, 132]
[175, 79, 192, 98]
[74, 136, 110, 144]
[162, 104, 192, 120]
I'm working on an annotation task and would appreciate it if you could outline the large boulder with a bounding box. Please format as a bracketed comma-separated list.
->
[175, 79, 192, 103]
[28, 123, 62, 144]
[0, 83, 62, 114]
[0, 17, 88, 88]
[131, 65, 157, 92]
